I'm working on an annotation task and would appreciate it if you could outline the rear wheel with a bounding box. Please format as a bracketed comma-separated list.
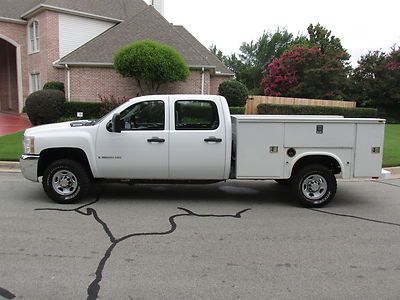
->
[42, 159, 91, 204]
[291, 164, 336, 208]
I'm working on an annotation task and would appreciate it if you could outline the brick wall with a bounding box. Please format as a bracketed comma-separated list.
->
[27, 11, 63, 93]
[0, 21, 29, 104]
[68, 67, 223, 101]
[210, 74, 231, 95]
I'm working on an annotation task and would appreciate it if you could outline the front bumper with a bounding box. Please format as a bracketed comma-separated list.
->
[20, 154, 40, 182]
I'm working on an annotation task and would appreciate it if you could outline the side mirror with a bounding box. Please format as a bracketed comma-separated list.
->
[111, 113, 121, 133]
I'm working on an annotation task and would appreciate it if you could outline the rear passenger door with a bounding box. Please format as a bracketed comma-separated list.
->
[169, 97, 226, 180]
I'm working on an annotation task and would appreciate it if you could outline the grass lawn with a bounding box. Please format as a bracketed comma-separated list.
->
[0, 131, 24, 161]
[0, 125, 398, 167]
[383, 124, 400, 167]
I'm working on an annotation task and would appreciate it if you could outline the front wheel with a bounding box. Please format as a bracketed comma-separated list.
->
[291, 164, 337, 208]
[42, 159, 91, 204]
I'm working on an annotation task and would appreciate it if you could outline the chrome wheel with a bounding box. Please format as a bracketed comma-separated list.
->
[52, 170, 78, 196]
[301, 174, 328, 200]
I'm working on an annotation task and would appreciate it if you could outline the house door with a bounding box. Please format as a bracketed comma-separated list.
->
[0, 38, 18, 113]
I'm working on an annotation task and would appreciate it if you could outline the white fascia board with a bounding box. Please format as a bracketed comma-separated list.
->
[189, 65, 216, 70]
[54, 62, 114, 68]
[56, 63, 220, 69]
[0, 16, 27, 24]
[21, 4, 122, 23]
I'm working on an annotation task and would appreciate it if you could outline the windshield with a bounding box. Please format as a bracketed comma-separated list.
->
[94, 104, 125, 125]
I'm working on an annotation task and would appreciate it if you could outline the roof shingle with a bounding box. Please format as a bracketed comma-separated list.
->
[0, 0, 148, 21]
[59, 7, 220, 71]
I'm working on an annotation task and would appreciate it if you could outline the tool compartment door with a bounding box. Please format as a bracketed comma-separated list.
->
[235, 122, 284, 178]
[354, 123, 385, 177]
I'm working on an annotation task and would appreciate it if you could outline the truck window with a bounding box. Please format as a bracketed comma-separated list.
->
[175, 100, 219, 130]
[119, 100, 165, 131]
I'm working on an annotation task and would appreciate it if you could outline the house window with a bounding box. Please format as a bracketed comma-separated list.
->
[30, 73, 41, 93]
[28, 20, 40, 53]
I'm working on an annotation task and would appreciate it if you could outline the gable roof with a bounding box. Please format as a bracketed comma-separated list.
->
[173, 25, 233, 75]
[0, 0, 42, 20]
[0, 0, 232, 75]
[0, 0, 148, 21]
[58, 6, 233, 75]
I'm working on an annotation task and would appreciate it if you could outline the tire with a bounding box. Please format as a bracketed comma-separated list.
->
[275, 179, 291, 185]
[291, 164, 337, 208]
[42, 159, 91, 204]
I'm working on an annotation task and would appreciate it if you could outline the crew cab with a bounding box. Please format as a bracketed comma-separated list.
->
[20, 95, 386, 207]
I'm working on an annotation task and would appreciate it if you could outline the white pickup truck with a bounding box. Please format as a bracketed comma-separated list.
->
[20, 95, 386, 207]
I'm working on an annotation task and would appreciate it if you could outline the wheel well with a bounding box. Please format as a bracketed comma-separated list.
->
[291, 155, 341, 177]
[38, 148, 93, 178]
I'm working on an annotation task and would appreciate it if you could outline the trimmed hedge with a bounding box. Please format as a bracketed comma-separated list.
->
[63, 102, 103, 120]
[257, 103, 378, 118]
[229, 106, 245, 114]
[218, 80, 249, 107]
[43, 81, 65, 93]
[26, 90, 66, 125]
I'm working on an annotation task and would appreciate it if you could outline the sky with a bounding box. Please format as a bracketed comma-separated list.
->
[148, 0, 400, 66]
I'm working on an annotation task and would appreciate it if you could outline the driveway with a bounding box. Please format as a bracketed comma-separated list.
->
[1, 173, 400, 299]
[0, 113, 31, 136]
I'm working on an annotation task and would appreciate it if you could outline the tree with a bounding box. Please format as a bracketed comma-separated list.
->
[211, 29, 303, 94]
[262, 24, 351, 100]
[351, 47, 400, 110]
[114, 40, 190, 95]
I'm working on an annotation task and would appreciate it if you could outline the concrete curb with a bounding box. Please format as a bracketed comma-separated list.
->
[0, 161, 400, 179]
[0, 161, 20, 173]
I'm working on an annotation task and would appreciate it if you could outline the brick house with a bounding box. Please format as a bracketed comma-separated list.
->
[0, 0, 233, 113]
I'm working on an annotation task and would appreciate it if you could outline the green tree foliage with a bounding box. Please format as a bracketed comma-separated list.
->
[262, 24, 351, 100]
[307, 23, 350, 62]
[351, 47, 400, 110]
[218, 80, 249, 107]
[210, 29, 303, 94]
[114, 40, 190, 95]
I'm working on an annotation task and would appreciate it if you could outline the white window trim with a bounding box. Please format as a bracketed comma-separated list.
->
[29, 73, 41, 93]
[28, 19, 40, 54]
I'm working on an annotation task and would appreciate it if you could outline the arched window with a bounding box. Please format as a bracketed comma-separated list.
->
[28, 20, 39, 53]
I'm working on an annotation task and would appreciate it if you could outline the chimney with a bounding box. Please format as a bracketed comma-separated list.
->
[151, 0, 164, 16]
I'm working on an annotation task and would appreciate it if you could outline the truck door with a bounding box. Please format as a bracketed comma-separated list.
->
[169, 97, 226, 180]
[95, 99, 169, 179]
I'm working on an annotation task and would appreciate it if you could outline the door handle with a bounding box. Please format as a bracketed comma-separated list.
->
[147, 137, 165, 143]
[204, 136, 222, 143]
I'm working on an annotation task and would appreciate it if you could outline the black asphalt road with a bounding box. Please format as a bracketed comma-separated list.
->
[1, 172, 400, 299]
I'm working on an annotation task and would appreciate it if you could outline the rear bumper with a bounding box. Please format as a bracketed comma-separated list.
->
[20, 154, 39, 182]
[380, 168, 391, 180]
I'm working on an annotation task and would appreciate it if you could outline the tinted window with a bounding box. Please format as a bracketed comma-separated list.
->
[175, 100, 219, 130]
[119, 101, 165, 131]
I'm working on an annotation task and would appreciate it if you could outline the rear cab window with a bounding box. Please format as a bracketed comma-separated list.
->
[175, 100, 219, 130]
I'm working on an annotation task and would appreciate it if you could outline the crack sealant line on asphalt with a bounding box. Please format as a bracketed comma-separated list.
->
[309, 208, 400, 227]
[35, 192, 251, 300]
[0, 286, 16, 299]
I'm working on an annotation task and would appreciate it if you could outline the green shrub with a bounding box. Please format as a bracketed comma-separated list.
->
[26, 90, 66, 125]
[377, 107, 400, 124]
[229, 106, 245, 114]
[218, 80, 249, 107]
[63, 102, 103, 120]
[43, 81, 65, 93]
[257, 103, 378, 118]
